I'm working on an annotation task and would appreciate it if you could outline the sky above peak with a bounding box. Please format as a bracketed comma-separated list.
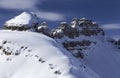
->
[0, 0, 120, 38]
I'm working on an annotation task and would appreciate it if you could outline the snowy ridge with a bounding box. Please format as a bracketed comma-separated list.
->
[0, 30, 101, 78]
[4, 12, 38, 27]
[0, 30, 119, 78]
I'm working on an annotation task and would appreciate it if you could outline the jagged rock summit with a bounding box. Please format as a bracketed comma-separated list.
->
[52, 17, 104, 39]
[2, 11, 106, 60]
[3, 12, 104, 38]
[37, 21, 51, 36]
[4, 11, 39, 31]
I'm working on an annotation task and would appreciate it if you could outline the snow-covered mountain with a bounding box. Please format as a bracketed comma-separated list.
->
[0, 12, 120, 78]
[4, 12, 39, 31]
[5, 12, 38, 26]
[0, 30, 101, 78]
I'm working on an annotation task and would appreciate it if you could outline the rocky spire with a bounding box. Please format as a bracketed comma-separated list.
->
[70, 17, 79, 28]
[58, 22, 69, 29]
[38, 21, 48, 29]
[37, 21, 51, 36]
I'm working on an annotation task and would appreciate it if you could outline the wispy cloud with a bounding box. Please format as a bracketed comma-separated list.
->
[101, 24, 120, 30]
[36, 11, 65, 21]
[0, 0, 38, 10]
[0, 0, 65, 21]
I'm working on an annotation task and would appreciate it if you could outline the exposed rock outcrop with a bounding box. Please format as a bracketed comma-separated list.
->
[51, 18, 104, 39]
[51, 18, 105, 58]
[3, 12, 39, 31]
[37, 22, 51, 36]
[3, 14, 106, 58]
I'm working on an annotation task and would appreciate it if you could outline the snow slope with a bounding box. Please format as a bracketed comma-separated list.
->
[0, 30, 100, 78]
[84, 40, 120, 78]
[4, 12, 38, 27]
[55, 34, 120, 78]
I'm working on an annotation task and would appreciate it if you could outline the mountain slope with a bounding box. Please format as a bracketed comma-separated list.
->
[1, 12, 120, 78]
[0, 30, 100, 78]
[55, 34, 120, 78]
[84, 41, 120, 78]
[4, 12, 38, 27]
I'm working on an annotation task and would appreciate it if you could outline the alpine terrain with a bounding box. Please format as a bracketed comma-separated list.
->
[0, 12, 120, 78]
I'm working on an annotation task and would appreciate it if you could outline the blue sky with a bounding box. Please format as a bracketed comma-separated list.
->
[0, 0, 120, 38]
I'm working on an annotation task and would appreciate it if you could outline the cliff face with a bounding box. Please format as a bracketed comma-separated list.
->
[51, 18, 104, 39]
[3, 12, 104, 38]
[37, 22, 51, 37]
[50, 18, 105, 58]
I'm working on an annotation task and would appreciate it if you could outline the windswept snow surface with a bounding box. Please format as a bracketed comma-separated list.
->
[55, 35, 120, 78]
[0, 30, 100, 78]
[4, 12, 38, 27]
[84, 40, 120, 78]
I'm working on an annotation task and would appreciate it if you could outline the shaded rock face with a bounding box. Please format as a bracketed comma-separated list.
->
[51, 18, 105, 58]
[52, 18, 104, 39]
[114, 39, 120, 49]
[4, 23, 39, 31]
[51, 22, 80, 39]
[37, 22, 51, 37]
[106, 38, 120, 49]
[51, 29, 64, 39]
[79, 18, 105, 36]
[62, 40, 97, 58]
[117, 40, 120, 49]
[3, 15, 105, 58]
[4, 25, 30, 31]
[57, 22, 77, 38]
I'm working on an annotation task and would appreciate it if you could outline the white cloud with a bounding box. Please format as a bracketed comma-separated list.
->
[0, 0, 65, 21]
[36, 11, 65, 21]
[101, 24, 120, 30]
[0, 0, 39, 10]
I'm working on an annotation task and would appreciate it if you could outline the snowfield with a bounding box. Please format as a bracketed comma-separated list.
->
[4, 12, 38, 27]
[84, 41, 120, 78]
[0, 30, 100, 78]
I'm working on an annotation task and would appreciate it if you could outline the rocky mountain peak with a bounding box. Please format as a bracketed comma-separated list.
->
[3, 11, 39, 31]
[70, 17, 79, 28]
[51, 18, 105, 58]
[52, 17, 104, 39]
[3, 12, 105, 38]
[37, 21, 51, 36]
[39, 21, 48, 28]
[58, 22, 69, 30]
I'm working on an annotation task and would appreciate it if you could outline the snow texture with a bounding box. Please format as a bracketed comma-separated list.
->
[0, 30, 100, 78]
[4, 12, 38, 27]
